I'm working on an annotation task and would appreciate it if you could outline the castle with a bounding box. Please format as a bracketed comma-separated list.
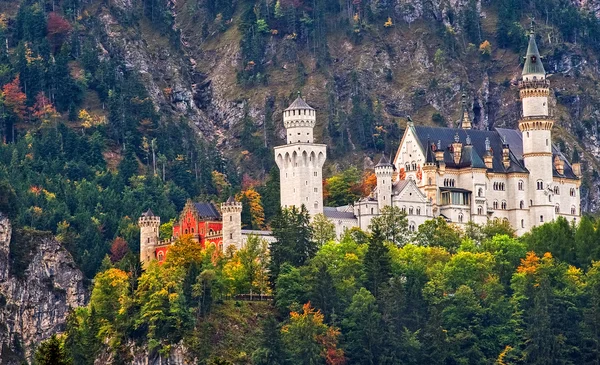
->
[139, 29, 581, 267]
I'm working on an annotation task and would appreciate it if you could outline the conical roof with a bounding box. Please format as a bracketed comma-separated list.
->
[375, 154, 392, 167]
[141, 208, 155, 217]
[286, 93, 314, 111]
[522, 30, 546, 76]
[226, 196, 236, 203]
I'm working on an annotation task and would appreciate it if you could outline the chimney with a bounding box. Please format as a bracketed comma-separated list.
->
[502, 137, 510, 169]
[484, 137, 493, 169]
[452, 133, 462, 165]
[554, 155, 565, 175]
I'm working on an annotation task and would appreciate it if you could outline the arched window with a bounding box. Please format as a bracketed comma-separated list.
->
[409, 207, 414, 215]
[478, 188, 483, 197]
[458, 213, 464, 223]
[537, 180, 544, 190]
[540, 215, 544, 223]
[184, 229, 188, 234]
[157, 252, 164, 261]
[554, 186, 560, 195]
[477, 206, 483, 215]
[191, 228, 194, 233]
[518, 180, 524, 191]
[520, 200, 525, 209]
[521, 219, 525, 228]
[493, 200, 499, 210]
[230, 216, 233, 222]
[428, 177, 432, 185]
[371, 208, 374, 214]
[570, 188, 576, 197]
[402, 206, 406, 213]
[501, 201, 507, 210]
[230, 233, 233, 239]
[417, 207, 421, 215]
[314, 202, 318, 209]
[571, 206, 576, 215]
[555, 204, 560, 213]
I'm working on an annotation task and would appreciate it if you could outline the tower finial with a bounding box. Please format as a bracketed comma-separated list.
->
[454, 132, 460, 143]
[297, 90, 301, 98]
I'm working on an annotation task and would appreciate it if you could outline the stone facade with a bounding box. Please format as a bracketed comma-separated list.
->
[322, 29, 580, 237]
[274, 95, 327, 217]
[221, 197, 243, 252]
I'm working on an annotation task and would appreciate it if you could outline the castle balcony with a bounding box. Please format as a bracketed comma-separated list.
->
[518, 79, 549, 89]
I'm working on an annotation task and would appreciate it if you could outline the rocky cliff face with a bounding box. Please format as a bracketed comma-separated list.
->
[0, 214, 86, 364]
[83, 0, 600, 211]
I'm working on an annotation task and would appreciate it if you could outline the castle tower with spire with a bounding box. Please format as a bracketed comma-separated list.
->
[518, 27, 555, 225]
[221, 196, 243, 252]
[274, 93, 327, 217]
[139, 209, 160, 269]
[375, 155, 394, 211]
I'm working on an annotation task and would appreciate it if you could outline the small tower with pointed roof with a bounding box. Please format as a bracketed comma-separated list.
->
[518, 24, 555, 224]
[274, 93, 327, 217]
[221, 196, 243, 252]
[460, 93, 472, 129]
[375, 155, 394, 212]
[139, 209, 160, 269]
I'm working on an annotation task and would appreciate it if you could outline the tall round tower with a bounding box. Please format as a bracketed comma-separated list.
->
[518, 27, 555, 225]
[139, 209, 160, 268]
[274, 93, 327, 217]
[375, 155, 394, 212]
[221, 196, 243, 252]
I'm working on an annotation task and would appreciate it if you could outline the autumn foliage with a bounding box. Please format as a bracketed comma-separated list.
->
[2, 75, 27, 121]
[47, 12, 72, 49]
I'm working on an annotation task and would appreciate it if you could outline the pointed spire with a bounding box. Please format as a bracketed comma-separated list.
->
[485, 137, 491, 152]
[454, 132, 460, 143]
[465, 134, 471, 145]
[437, 139, 442, 150]
[460, 92, 472, 129]
[522, 24, 546, 77]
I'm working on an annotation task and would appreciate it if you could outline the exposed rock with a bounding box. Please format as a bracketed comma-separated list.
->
[0, 214, 86, 364]
[95, 342, 190, 365]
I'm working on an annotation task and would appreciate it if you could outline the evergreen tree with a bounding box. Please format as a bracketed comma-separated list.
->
[269, 206, 315, 283]
[364, 225, 392, 299]
[35, 335, 71, 365]
[252, 317, 289, 365]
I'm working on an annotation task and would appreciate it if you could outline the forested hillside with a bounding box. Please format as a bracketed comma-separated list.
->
[32, 208, 600, 364]
[1, 0, 600, 277]
[1, 0, 600, 362]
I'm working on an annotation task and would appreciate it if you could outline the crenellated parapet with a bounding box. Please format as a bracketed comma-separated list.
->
[518, 117, 554, 131]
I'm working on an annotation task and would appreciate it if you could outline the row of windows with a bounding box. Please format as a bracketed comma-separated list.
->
[401, 206, 422, 215]
[493, 182, 506, 191]
[405, 162, 418, 171]
[443, 178, 456, 187]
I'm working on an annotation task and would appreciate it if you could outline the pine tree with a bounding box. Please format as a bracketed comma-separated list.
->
[35, 335, 71, 365]
[364, 225, 392, 299]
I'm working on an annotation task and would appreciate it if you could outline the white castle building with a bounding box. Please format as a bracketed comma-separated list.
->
[276, 29, 582, 236]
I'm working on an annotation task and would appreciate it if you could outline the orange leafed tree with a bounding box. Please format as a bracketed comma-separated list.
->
[359, 171, 377, 197]
[3, 75, 27, 121]
[31, 92, 59, 124]
[238, 188, 265, 229]
[110, 237, 129, 263]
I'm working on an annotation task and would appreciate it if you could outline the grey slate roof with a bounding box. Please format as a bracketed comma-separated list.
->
[412, 126, 527, 173]
[286, 95, 314, 111]
[376, 154, 393, 167]
[141, 209, 155, 217]
[523, 31, 546, 76]
[323, 207, 357, 220]
[193, 202, 221, 220]
[226, 196, 236, 203]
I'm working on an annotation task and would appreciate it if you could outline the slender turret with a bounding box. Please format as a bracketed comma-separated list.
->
[139, 209, 160, 268]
